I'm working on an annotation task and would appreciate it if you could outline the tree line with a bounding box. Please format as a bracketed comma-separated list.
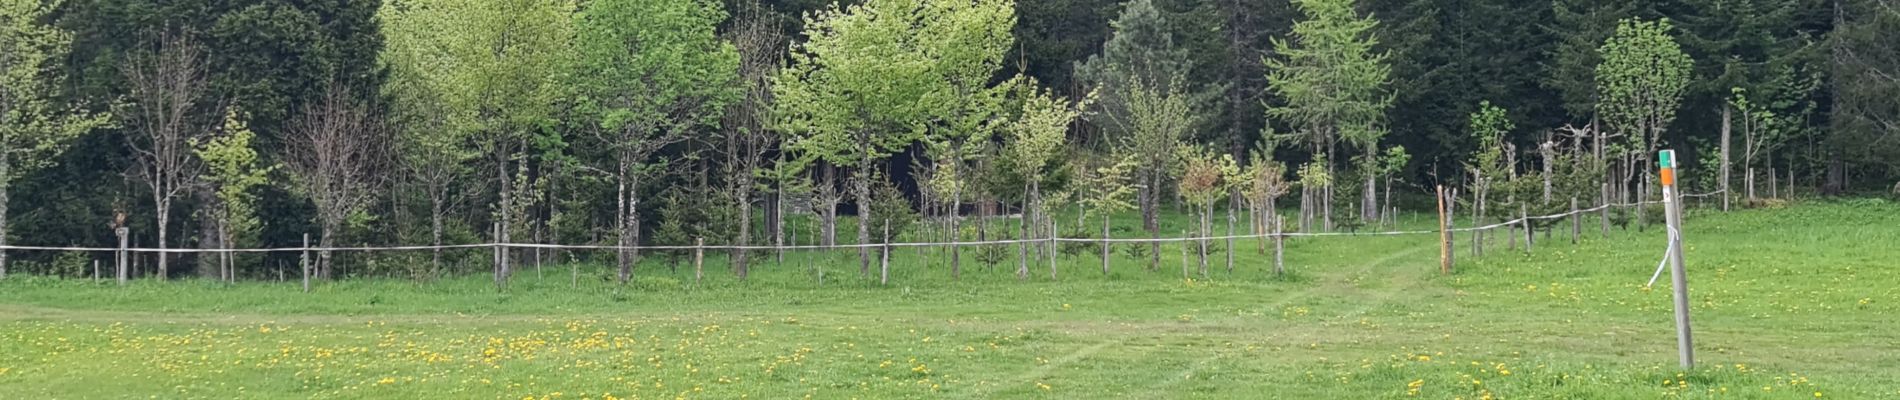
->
[1, 0, 1895, 282]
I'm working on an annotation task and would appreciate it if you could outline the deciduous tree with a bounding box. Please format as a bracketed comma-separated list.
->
[1265, 0, 1391, 230]
[0, 0, 110, 278]
[1596, 18, 1692, 226]
[571, 0, 739, 284]
[775, 0, 1015, 275]
[121, 32, 212, 281]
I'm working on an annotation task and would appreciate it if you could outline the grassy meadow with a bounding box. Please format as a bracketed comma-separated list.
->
[0, 199, 1896, 399]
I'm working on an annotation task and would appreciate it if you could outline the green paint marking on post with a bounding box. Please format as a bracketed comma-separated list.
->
[1658, 150, 1675, 169]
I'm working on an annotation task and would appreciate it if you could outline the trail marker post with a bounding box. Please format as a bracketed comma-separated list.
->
[1659, 149, 1695, 369]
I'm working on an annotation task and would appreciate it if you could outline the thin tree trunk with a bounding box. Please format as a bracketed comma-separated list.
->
[155, 199, 170, 280]
[431, 193, 444, 275]
[774, 180, 784, 264]
[950, 187, 963, 280]
[319, 220, 336, 282]
[856, 164, 871, 277]
[1017, 202, 1029, 280]
[1198, 204, 1210, 278]
[1473, 188, 1485, 257]
[736, 190, 752, 280]
[0, 177, 8, 279]
[1748, 167, 1757, 201]
[1770, 165, 1780, 200]
[1144, 170, 1160, 271]
[1226, 198, 1236, 274]
[1272, 212, 1284, 276]
[1362, 172, 1377, 222]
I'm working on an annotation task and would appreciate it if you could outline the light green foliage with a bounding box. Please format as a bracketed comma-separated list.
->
[1595, 18, 1693, 155]
[1727, 87, 1786, 168]
[1078, 155, 1139, 220]
[1113, 76, 1198, 195]
[1265, 0, 1391, 159]
[1466, 101, 1514, 219]
[1379, 146, 1411, 179]
[192, 110, 273, 241]
[572, 0, 737, 168]
[1296, 157, 1332, 194]
[1006, 81, 1084, 191]
[378, 0, 573, 179]
[0, 0, 111, 275]
[383, 0, 571, 136]
[1174, 145, 1240, 211]
[0, 0, 109, 184]
[774, 0, 1016, 168]
[773, 0, 1016, 267]
[1241, 154, 1290, 211]
[1467, 101, 1513, 185]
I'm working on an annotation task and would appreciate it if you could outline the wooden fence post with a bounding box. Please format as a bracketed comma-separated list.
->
[1438, 186, 1452, 275]
[1600, 182, 1611, 238]
[1049, 218, 1058, 280]
[300, 233, 310, 293]
[115, 227, 129, 286]
[1273, 215, 1286, 276]
[1570, 197, 1580, 245]
[694, 237, 705, 285]
[879, 222, 890, 286]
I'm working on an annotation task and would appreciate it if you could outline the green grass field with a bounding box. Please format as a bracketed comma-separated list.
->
[1, 200, 1897, 399]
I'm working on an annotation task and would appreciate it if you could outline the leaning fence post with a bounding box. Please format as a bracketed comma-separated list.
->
[1438, 185, 1452, 275]
[1521, 204, 1533, 253]
[694, 237, 705, 285]
[300, 233, 311, 293]
[115, 227, 129, 286]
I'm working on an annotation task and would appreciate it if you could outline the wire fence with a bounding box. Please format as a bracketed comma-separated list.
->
[0, 190, 1724, 285]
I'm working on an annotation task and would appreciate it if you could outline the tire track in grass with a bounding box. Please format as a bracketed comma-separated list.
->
[1121, 240, 1433, 398]
[961, 340, 1116, 398]
[1256, 239, 1433, 319]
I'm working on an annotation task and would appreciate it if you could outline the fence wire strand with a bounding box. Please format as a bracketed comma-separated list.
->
[0, 191, 1716, 255]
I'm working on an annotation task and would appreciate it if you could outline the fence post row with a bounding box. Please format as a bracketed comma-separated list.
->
[31, 182, 1746, 288]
